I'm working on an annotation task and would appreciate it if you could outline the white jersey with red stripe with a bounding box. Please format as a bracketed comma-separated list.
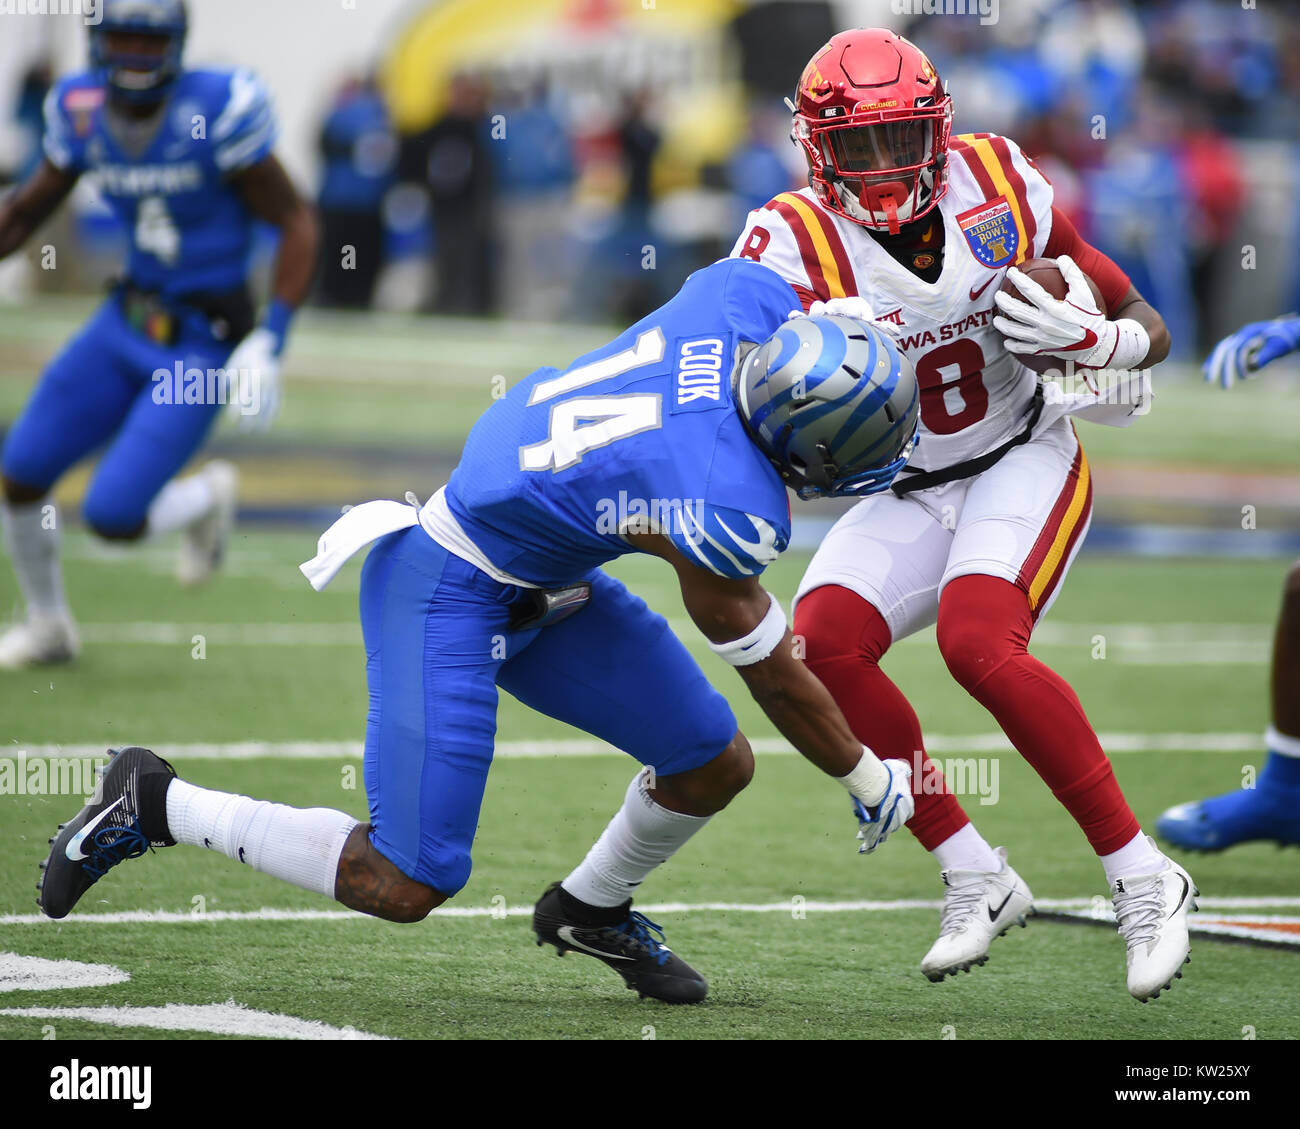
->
[730, 132, 1054, 473]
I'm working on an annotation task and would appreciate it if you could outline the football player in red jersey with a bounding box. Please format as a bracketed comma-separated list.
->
[732, 28, 1193, 1000]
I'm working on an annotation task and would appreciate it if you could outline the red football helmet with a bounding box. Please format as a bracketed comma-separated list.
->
[791, 28, 953, 234]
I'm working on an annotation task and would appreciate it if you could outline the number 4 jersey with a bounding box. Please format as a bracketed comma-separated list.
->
[42, 67, 277, 298]
[732, 132, 1101, 473]
[428, 258, 799, 588]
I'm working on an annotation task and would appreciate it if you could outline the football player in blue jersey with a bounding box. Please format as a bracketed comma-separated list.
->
[0, 0, 318, 667]
[37, 257, 920, 1004]
[1157, 314, 1300, 851]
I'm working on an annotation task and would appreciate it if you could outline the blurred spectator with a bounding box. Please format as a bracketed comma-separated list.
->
[574, 89, 663, 324]
[315, 75, 397, 309]
[726, 102, 799, 224]
[12, 61, 53, 184]
[490, 81, 577, 322]
[400, 72, 497, 315]
[1175, 100, 1247, 351]
[1082, 93, 1197, 360]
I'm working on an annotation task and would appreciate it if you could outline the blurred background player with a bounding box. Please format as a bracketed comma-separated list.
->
[1158, 314, 1300, 850]
[734, 27, 1193, 1000]
[0, 0, 317, 668]
[37, 258, 921, 1005]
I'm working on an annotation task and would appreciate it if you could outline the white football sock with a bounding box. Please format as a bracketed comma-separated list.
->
[1100, 831, 1165, 884]
[562, 769, 711, 908]
[1, 498, 69, 618]
[166, 778, 358, 899]
[931, 822, 1002, 873]
[146, 472, 216, 535]
[1266, 725, 1300, 759]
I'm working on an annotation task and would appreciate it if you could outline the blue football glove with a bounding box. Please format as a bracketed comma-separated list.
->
[850, 757, 914, 854]
[1204, 314, 1300, 389]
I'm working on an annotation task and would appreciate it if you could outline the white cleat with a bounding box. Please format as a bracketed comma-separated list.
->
[177, 460, 239, 587]
[1113, 843, 1198, 1002]
[921, 846, 1033, 982]
[0, 613, 79, 669]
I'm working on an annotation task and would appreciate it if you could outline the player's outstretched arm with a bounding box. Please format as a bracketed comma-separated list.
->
[1204, 314, 1300, 389]
[229, 154, 319, 311]
[0, 158, 79, 261]
[631, 532, 913, 850]
[221, 155, 320, 431]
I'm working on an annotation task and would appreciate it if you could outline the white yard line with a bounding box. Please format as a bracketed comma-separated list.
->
[0, 1001, 390, 1040]
[3, 896, 1299, 927]
[4, 732, 1265, 761]
[0, 953, 130, 992]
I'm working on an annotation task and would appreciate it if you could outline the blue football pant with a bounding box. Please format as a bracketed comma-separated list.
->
[1, 295, 230, 534]
[358, 526, 738, 896]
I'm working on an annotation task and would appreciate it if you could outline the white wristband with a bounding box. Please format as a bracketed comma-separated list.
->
[837, 747, 888, 806]
[1105, 317, 1151, 371]
[707, 594, 787, 667]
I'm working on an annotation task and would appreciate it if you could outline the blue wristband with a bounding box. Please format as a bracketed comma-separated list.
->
[264, 298, 294, 355]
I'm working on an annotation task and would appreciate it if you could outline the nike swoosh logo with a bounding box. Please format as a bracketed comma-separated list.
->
[987, 889, 1016, 922]
[969, 277, 996, 301]
[1056, 327, 1099, 353]
[715, 514, 778, 565]
[556, 924, 634, 961]
[1170, 876, 1189, 917]
[65, 796, 127, 861]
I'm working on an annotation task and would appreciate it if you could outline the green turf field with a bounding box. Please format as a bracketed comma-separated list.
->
[1, 302, 1298, 1041]
[1, 534, 1296, 1040]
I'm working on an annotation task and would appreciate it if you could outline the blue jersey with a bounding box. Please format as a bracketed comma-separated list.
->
[42, 67, 277, 298]
[444, 258, 801, 586]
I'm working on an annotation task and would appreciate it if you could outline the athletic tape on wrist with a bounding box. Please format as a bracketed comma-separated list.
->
[837, 747, 888, 806]
[707, 594, 786, 666]
[1106, 318, 1151, 371]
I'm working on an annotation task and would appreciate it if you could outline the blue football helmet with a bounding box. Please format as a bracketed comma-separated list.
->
[735, 314, 919, 499]
[91, 0, 188, 105]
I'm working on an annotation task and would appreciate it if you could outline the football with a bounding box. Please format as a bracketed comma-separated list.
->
[999, 257, 1107, 375]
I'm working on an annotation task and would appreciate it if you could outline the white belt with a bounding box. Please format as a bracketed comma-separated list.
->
[299, 497, 419, 592]
[418, 486, 538, 588]
[300, 488, 538, 592]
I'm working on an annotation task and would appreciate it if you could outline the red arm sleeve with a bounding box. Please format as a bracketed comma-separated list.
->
[792, 284, 818, 311]
[1042, 205, 1132, 316]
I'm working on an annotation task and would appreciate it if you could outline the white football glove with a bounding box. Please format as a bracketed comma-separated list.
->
[790, 296, 902, 339]
[993, 255, 1147, 370]
[223, 327, 282, 433]
[851, 757, 915, 854]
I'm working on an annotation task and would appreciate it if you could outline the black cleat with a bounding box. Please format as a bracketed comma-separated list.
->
[532, 881, 708, 1003]
[37, 747, 176, 919]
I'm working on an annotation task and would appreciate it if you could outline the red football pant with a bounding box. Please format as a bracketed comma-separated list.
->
[796, 575, 1139, 855]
